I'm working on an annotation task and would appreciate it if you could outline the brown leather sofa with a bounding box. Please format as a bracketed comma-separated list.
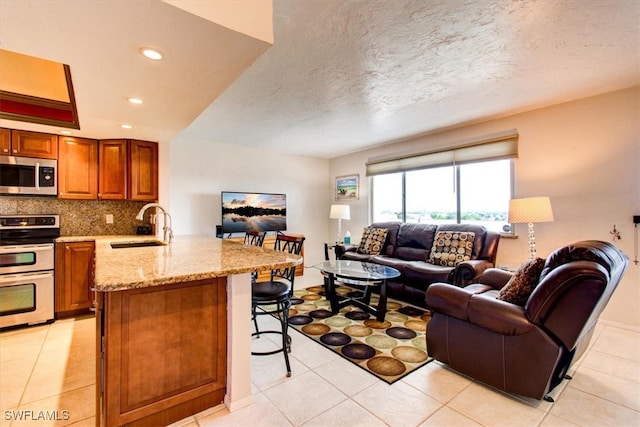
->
[425, 240, 629, 401]
[335, 222, 501, 307]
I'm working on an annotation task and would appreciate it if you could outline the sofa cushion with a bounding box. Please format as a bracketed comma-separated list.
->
[404, 261, 454, 286]
[369, 255, 411, 275]
[435, 224, 487, 258]
[428, 231, 475, 267]
[393, 223, 437, 261]
[357, 227, 374, 253]
[341, 251, 373, 262]
[497, 257, 545, 306]
[357, 227, 388, 255]
[370, 222, 402, 256]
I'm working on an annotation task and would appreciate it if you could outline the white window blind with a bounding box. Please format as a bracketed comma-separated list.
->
[365, 131, 518, 176]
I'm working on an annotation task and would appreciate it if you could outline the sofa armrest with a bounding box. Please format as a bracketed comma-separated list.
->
[425, 283, 474, 321]
[467, 295, 535, 335]
[453, 259, 494, 285]
[335, 243, 358, 258]
[476, 268, 514, 290]
[427, 282, 535, 335]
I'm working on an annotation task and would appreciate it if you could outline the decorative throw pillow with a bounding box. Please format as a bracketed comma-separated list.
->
[357, 227, 374, 253]
[497, 257, 545, 306]
[357, 227, 388, 255]
[428, 231, 475, 267]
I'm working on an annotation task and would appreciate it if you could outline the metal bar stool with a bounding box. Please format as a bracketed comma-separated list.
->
[244, 230, 266, 247]
[251, 233, 305, 377]
[244, 230, 266, 284]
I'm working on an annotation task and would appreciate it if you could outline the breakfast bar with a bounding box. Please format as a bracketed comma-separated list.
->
[92, 235, 303, 426]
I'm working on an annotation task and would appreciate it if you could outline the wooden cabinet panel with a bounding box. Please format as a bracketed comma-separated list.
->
[55, 241, 95, 316]
[98, 139, 158, 201]
[58, 136, 98, 199]
[98, 278, 226, 426]
[128, 139, 158, 201]
[0, 127, 159, 201]
[0, 128, 10, 154]
[10, 130, 58, 158]
[99, 139, 127, 200]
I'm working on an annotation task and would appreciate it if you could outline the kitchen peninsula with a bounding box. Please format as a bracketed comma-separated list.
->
[91, 235, 303, 426]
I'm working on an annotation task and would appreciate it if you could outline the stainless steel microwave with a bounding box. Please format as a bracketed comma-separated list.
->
[0, 155, 57, 196]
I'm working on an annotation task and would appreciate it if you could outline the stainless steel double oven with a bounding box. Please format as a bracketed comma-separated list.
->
[0, 215, 59, 329]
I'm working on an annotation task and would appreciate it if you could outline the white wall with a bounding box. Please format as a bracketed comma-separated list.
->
[166, 137, 329, 267]
[329, 87, 640, 328]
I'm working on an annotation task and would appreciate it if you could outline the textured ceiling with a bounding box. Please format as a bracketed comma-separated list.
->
[1, 0, 638, 159]
[180, 0, 640, 158]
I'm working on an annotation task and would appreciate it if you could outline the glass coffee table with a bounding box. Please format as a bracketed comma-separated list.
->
[313, 260, 401, 321]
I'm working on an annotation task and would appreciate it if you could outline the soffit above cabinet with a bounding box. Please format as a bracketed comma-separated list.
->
[0, 49, 80, 129]
[0, 1, 273, 142]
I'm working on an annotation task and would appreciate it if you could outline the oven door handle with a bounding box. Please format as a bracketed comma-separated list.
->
[35, 162, 40, 191]
[0, 271, 54, 284]
[0, 243, 54, 253]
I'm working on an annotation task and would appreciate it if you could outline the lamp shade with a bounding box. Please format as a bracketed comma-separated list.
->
[508, 197, 554, 224]
[329, 204, 350, 220]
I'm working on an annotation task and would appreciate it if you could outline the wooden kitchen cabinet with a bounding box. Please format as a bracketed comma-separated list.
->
[129, 139, 158, 201]
[55, 241, 95, 317]
[98, 139, 127, 200]
[58, 136, 99, 199]
[99, 139, 158, 201]
[8, 129, 58, 159]
[0, 128, 10, 154]
[97, 277, 227, 426]
[1, 126, 158, 200]
[59, 137, 158, 201]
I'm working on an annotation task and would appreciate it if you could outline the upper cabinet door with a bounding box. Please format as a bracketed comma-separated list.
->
[99, 139, 127, 200]
[58, 136, 98, 199]
[0, 128, 10, 154]
[10, 130, 58, 159]
[128, 140, 158, 201]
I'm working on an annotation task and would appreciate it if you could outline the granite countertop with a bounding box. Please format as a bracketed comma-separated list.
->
[61, 235, 303, 292]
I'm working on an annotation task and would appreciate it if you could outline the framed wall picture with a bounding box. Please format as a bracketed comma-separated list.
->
[335, 174, 359, 200]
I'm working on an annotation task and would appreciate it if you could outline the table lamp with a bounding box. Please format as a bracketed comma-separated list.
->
[329, 204, 350, 243]
[508, 196, 554, 260]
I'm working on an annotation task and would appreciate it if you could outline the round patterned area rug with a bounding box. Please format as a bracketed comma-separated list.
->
[287, 285, 432, 384]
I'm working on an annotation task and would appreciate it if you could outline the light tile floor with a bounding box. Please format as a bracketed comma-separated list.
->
[1, 270, 639, 426]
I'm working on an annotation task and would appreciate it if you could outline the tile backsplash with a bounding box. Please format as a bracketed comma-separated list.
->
[0, 197, 151, 236]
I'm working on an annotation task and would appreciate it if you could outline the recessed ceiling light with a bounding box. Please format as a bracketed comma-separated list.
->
[121, 124, 133, 129]
[59, 130, 72, 135]
[140, 47, 163, 60]
[128, 97, 143, 104]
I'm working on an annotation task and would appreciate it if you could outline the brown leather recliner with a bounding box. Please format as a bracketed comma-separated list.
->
[425, 240, 629, 400]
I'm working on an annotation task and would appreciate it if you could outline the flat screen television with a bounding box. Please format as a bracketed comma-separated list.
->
[221, 191, 287, 234]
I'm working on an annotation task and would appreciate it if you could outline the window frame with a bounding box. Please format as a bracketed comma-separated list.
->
[370, 158, 515, 234]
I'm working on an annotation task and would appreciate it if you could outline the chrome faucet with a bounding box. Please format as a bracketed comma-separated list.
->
[136, 203, 173, 244]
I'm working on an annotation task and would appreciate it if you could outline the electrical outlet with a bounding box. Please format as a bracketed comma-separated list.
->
[106, 214, 114, 224]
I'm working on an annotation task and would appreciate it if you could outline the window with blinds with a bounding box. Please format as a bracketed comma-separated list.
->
[369, 131, 517, 232]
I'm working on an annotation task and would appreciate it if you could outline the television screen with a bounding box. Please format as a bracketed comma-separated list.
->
[221, 191, 287, 234]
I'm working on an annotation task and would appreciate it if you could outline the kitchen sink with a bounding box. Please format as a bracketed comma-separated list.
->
[110, 240, 167, 249]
